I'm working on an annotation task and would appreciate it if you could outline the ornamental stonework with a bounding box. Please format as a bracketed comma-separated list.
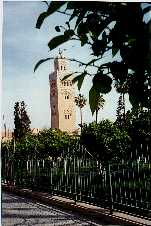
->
[49, 55, 76, 133]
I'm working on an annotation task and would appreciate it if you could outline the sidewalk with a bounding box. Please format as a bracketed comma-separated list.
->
[2, 184, 151, 226]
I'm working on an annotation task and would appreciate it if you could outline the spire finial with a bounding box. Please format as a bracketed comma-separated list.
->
[58, 48, 66, 58]
[59, 48, 63, 58]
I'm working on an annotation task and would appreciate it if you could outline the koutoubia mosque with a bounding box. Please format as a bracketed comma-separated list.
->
[1, 54, 77, 141]
[49, 54, 77, 134]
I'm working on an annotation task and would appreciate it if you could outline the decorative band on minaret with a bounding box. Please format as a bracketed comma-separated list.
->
[49, 55, 76, 133]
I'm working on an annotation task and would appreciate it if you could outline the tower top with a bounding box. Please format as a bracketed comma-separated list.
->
[49, 53, 76, 133]
[54, 52, 69, 72]
[56, 48, 66, 59]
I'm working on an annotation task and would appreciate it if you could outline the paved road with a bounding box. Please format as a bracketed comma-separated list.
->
[2, 192, 104, 226]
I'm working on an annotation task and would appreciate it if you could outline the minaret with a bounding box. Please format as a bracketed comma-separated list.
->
[49, 55, 76, 133]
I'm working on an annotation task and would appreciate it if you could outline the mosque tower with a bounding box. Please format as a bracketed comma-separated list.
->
[49, 54, 76, 133]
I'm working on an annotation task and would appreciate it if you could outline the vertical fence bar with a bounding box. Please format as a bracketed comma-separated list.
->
[1, 141, 151, 218]
[74, 156, 77, 203]
[109, 163, 113, 214]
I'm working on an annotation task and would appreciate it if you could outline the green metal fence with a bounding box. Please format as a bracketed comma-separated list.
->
[111, 160, 151, 217]
[1, 146, 151, 219]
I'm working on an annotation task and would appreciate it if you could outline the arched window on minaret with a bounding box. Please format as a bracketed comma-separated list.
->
[50, 54, 76, 132]
[65, 94, 70, 100]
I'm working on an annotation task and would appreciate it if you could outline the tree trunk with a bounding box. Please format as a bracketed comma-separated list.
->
[4, 123, 7, 137]
[96, 110, 98, 124]
[122, 93, 126, 123]
[80, 108, 83, 128]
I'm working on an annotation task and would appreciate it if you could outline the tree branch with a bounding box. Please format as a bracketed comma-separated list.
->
[57, 10, 72, 17]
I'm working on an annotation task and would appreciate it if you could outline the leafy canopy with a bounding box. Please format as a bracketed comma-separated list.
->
[10, 128, 75, 160]
[35, 2, 151, 113]
[75, 94, 87, 109]
[80, 120, 131, 165]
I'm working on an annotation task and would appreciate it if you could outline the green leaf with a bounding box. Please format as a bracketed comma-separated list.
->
[36, 12, 48, 29]
[48, 30, 74, 51]
[143, 6, 151, 15]
[77, 22, 88, 37]
[129, 93, 139, 108]
[42, 1, 49, 6]
[61, 72, 77, 81]
[75, 10, 86, 29]
[89, 85, 100, 115]
[72, 71, 87, 90]
[69, 9, 78, 22]
[110, 61, 128, 81]
[81, 35, 88, 46]
[128, 38, 136, 45]
[86, 59, 97, 67]
[48, 33, 71, 51]
[64, 29, 74, 37]
[34, 57, 52, 72]
[36, 1, 67, 29]
[112, 47, 119, 57]
[93, 73, 112, 94]
[55, 26, 61, 32]
[92, 40, 106, 57]
[66, 2, 76, 9]
[47, 1, 66, 14]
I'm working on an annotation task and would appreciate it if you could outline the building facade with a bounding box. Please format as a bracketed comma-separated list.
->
[1, 129, 13, 141]
[49, 55, 76, 133]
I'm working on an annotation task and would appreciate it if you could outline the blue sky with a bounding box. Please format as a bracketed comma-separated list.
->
[2, 1, 131, 131]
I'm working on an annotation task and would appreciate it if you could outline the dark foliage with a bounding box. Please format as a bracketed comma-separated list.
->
[14, 101, 31, 140]
[35, 2, 151, 114]
[116, 94, 126, 128]
[80, 120, 131, 166]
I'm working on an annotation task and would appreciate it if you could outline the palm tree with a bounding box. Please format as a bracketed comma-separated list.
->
[95, 95, 105, 124]
[75, 94, 87, 128]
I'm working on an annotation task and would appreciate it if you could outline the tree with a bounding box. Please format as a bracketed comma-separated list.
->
[14, 133, 39, 160]
[124, 108, 151, 159]
[14, 101, 31, 140]
[75, 94, 87, 127]
[13, 128, 75, 160]
[37, 128, 72, 159]
[114, 77, 130, 128]
[1, 139, 16, 184]
[35, 2, 151, 114]
[80, 120, 131, 167]
[116, 94, 126, 128]
[95, 95, 105, 124]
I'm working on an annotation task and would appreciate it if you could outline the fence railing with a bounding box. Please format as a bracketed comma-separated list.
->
[111, 160, 151, 217]
[1, 151, 151, 219]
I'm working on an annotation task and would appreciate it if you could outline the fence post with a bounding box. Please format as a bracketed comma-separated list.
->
[109, 163, 113, 214]
[74, 157, 77, 204]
